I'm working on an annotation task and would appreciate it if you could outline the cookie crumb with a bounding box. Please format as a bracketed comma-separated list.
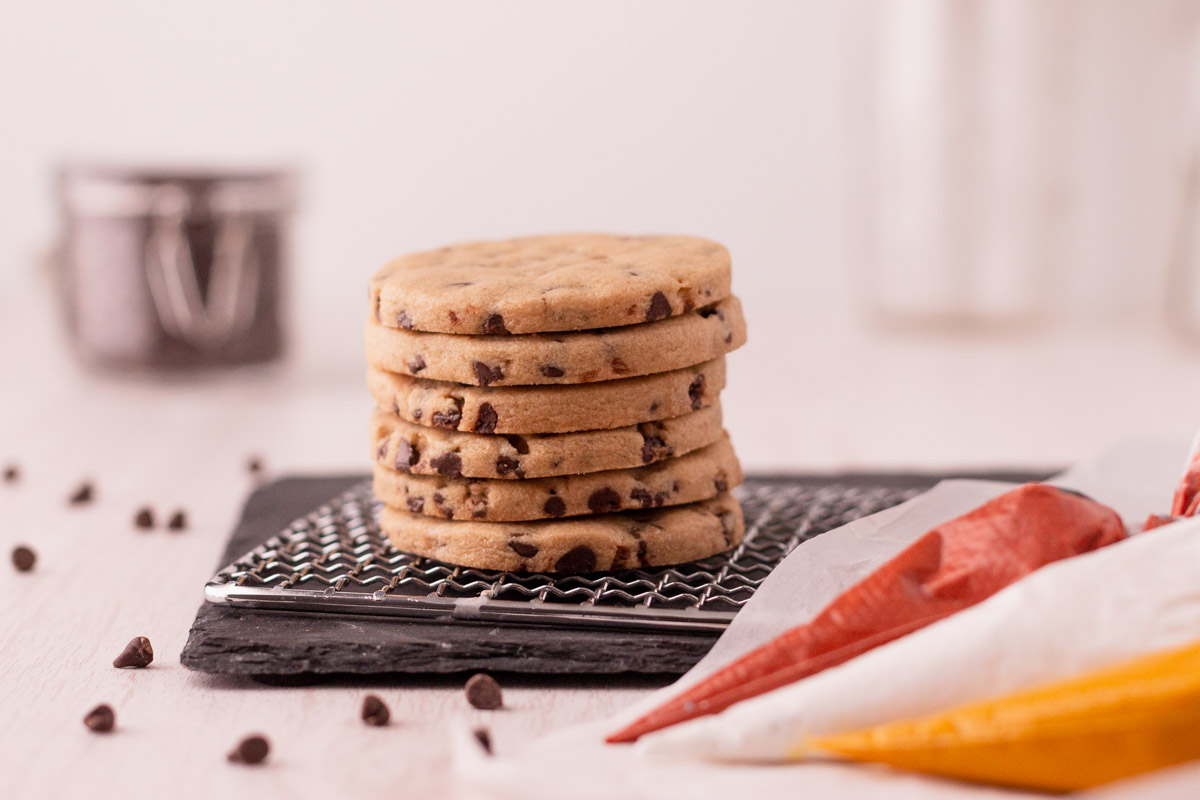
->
[246, 456, 265, 476]
[465, 673, 503, 710]
[360, 695, 390, 726]
[473, 727, 493, 755]
[2, 464, 19, 483]
[167, 510, 188, 532]
[113, 636, 154, 668]
[11, 545, 36, 572]
[83, 704, 115, 733]
[68, 481, 95, 506]
[133, 507, 155, 530]
[228, 734, 270, 765]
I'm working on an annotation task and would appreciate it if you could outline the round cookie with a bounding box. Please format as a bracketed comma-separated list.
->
[371, 403, 725, 480]
[367, 357, 725, 435]
[379, 493, 744, 573]
[374, 436, 742, 522]
[369, 233, 732, 335]
[365, 296, 745, 386]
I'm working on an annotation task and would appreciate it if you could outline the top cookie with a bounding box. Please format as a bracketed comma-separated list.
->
[369, 233, 732, 335]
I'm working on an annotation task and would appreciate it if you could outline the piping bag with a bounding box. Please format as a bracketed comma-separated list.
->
[808, 639, 1200, 793]
[608, 483, 1125, 744]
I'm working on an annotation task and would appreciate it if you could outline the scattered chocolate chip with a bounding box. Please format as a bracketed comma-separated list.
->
[411, 408, 423, 420]
[430, 452, 463, 478]
[395, 440, 419, 471]
[247, 456, 265, 475]
[374, 294, 382, 322]
[481, 314, 509, 335]
[714, 472, 729, 492]
[228, 734, 270, 765]
[631, 488, 664, 509]
[637, 539, 649, 566]
[587, 487, 621, 514]
[406, 497, 425, 513]
[688, 374, 706, 410]
[649, 401, 660, 413]
[433, 492, 445, 505]
[614, 545, 631, 567]
[540, 365, 565, 378]
[465, 673, 504, 710]
[113, 636, 154, 668]
[68, 481, 95, 506]
[543, 496, 566, 517]
[432, 407, 462, 429]
[698, 306, 718, 318]
[555, 545, 597, 573]
[640, 434, 674, 464]
[683, 298, 695, 312]
[3, 464, 18, 483]
[474, 403, 498, 434]
[473, 361, 504, 386]
[473, 727, 493, 755]
[724, 333, 733, 344]
[376, 440, 388, 461]
[610, 358, 631, 375]
[718, 511, 736, 545]
[361, 695, 390, 726]
[504, 435, 530, 455]
[11, 545, 36, 572]
[407, 355, 426, 374]
[448, 310, 459, 324]
[396, 311, 414, 329]
[495, 457, 520, 476]
[167, 510, 188, 532]
[133, 507, 155, 530]
[508, 539, 539, 558]
[83, 704, 115, 733]
[646, 292, 672, 322]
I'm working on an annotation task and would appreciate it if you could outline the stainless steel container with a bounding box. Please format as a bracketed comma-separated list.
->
[58, 166, 296, 370]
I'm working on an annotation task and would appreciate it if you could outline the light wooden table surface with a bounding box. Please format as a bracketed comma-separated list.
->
[3, 274, 1199, 800]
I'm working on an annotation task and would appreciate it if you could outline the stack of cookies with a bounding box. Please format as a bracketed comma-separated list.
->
[365, 234, 747, 573]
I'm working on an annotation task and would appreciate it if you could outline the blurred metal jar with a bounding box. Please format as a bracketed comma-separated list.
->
[58, 166, 296, 370]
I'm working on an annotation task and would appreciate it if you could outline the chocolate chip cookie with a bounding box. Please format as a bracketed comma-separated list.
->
[379, 493, 744, 572]
[367, 357, 725, 435]
[372, 403, 724, 480]
[369, 234, 731, 335]
[365, 296, 745, 386]
[374, 436, 741, 521]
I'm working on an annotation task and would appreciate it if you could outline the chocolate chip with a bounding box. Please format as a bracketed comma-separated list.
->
[83, 704, 115, 733]
[395, 440, 419, 471]
[543, 496, 566, 517]
[430, 452, 463, 478]
[508, 539, 539, 558]
[3, 464, 18, 483]
[610, 358, 631, 375]
[407, 355, 426, 374]
[540, 365, 565, 378]
[473, 728, 493, 755]
[688, 374, 706, 410]
[649, 401, 660, 413]
[228, 734, 270, 765]
[432, 400, 463, 429]
[630, 488, 665, 509]
[504, 435, 529, 454]
[554, 545, 597, 573]
[407, 497, 425, 513]
[496, 456, 521, 476]
[640, 434, 674, 464]
[724, 333, 733, 344]
[646, 291, 672, 322]
[714, 472, 729, 492]
[587, 487, 621, 514]
[481, 314, 509, 335]
[11, 545, 35, 572]
[475, 403, 498, 434]
[465, 673, 503, 710]
[113, 636, 154, 668]
[374, 294, 381, 322]
[167, 510, 188, 532]
[68, 481, 94, 506]
[447, 281, 474, 287]
[396, 310, 414, 329]
[637, 539, 649, 566]
[433, 493, 445, 505]
[361, 695, 390, 726]
[683, 298, 695, 312]
[376, 440, 388, 461]
[614, 546, 631, 568]
[412, 408, 423, 420]
[134, 507, 155, 530]
[698, 306, 718, 318]
[473, 361, 504, 386]
[448, 310, 459, 324]
[718, 510, 736, 545]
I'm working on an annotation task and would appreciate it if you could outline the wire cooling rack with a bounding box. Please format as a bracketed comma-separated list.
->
[204, 478, 923, 634]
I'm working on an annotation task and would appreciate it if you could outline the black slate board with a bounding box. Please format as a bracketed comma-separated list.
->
[181, 470, 1052, 679]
